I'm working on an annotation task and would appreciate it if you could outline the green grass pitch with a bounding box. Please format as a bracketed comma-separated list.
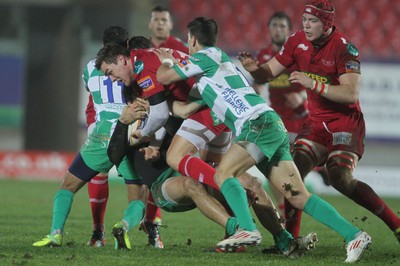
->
[1, 179, 399, 265]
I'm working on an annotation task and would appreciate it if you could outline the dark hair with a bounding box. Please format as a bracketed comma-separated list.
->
[268, 11, 292, 30]
[151, 5, 170, 13]
[102, 26, 128, 47]
[187, 17, 218, 47]
[95, 43, 130, 70]
[128, 36, 152, 50]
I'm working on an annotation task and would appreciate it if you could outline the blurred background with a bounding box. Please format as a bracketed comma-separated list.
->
[0, 0, 399, 195]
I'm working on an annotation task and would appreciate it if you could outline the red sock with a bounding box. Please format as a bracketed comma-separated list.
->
[145, 193, 162, 223]
[178, 155, 219, 190]
[88, 175, 109, 231]
[284, 198, 302, 238]
[350, 181, 400, 230]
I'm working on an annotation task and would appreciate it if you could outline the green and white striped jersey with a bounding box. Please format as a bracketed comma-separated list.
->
[82, 59, 126, 133]
[173, 47, 272, 135]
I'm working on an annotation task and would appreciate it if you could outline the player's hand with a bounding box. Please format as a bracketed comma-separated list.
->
[238, 52, 260, 72]
[132, 129, 150, 143]
[119, 102, 148, 125]
[135, 97, 150, 113]
[288, 71, 313, 89]
[154, 48, 179, 63]
[139, 146, 160, 161]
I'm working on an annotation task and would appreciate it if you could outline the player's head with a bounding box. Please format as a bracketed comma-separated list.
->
[304, 0, 335, 32]
[128, 36, 152, 50]
[303, 0, 335, 42]
[268, 11, 292, 47]
[148, 5, 173, 40]
[95, 44, 133, 86]
[102, 26, 129, 47]
[187, 17, 218, 54]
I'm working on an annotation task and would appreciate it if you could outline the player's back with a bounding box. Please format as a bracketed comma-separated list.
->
[83, 59, 126, 125]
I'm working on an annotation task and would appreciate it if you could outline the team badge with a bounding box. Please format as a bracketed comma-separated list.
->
[134, 60, 144, 74]
[346, 43, 359, 57]
[345, 61, 361, 73]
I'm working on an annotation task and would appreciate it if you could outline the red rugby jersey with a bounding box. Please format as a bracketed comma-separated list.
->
[130, 48, 194, 101]
[275, 27, 362, 121]
[257, 46, 307, 120]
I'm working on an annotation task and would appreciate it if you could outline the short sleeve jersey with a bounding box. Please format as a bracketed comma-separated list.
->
[131, 49, 194, 101]
[257, 46, 307, 119]
[172, 47, 272, 135]
[275, 28, 362, 121]
[151, 35, 189, 54]
[82, 59, 126, 130]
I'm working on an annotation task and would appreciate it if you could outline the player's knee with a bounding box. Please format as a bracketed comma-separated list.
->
[326, 152, 358, 195]
[291, 139, 319, 177]
[166, 152, 181, 171]
[182, 177, 205, 196]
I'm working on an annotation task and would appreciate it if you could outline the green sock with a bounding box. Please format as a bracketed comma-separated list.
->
[50, 189, 74, 235]
[304, 194, 360, 243]
[123, 200, 145, 231]
[226, 217, 238, 236]
[221, 178, 256, 231]
[274, 229, 293, 252]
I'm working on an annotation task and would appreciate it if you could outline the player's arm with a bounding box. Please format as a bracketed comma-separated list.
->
[238, 53, 286, 84]
[108, 101, 148, 166]
[288, 71, 360, 104]
[170, 100, 202, 119]
[134, 91, 170, 142]
[154, 49, 185, 85]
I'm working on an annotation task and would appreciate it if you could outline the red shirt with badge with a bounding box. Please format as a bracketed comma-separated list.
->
[275, 27, 361, 122]
[257, 46, 308, 121]
[150, 35, 189, 54]
[130, 48, 195, 100]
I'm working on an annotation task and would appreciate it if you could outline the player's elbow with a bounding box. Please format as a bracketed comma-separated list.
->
[156, 73, 172, 85]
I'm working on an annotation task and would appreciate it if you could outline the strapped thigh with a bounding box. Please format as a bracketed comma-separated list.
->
[292, 138, 326, 166]
[326, 150, 358, 172]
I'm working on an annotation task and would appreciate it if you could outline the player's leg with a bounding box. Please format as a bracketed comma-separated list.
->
[213, 144, 262, 250]
[33, 154, 96, 247]
[268, 159, 371, 262]
[112, 158, 147, 250]
[87, 172, 108, 247]
[167, 116, 224, 190]
[326, 150, 400, 240]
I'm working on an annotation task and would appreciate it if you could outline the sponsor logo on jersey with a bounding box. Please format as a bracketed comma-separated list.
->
[332, 132, 352, 146]
[189, 56, 200, 62]
[137, 76, 155, 92]
[178, 59, 191, 68]
[346, 43, 359, 57]
[268, 73, 290, 88]
[297, 44, 309, 51]
[303, 72, 330, 84]
[221, 87, 250, 116]
[345, 60, 361, 73]
[134, 60, 144, 74]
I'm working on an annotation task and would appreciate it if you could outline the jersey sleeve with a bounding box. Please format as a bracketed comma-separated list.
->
[136, 53, 166, 98]
[335, 40, 361, 76]
[172, 52, 208, 80]
[274, 33, 297, 68]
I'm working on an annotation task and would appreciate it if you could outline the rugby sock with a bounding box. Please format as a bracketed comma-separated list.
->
[178, 155, 219, 190]
[350, 181, 400, 230]
[274, 229, 293, 252]
[284, 198, 302, 238]
[221, 178, 256, 231]
[145, 193, 162, 224]
[225, 217, 238, 237]
[50, 189, 74, 235]
[88, 175, 109, 231]
[303, 194, 360, 243]
[123, 200, 145, 231]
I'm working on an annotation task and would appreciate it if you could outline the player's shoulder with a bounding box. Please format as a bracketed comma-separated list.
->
[84, 58, 104, 77]
[329, 29, 360, 57]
